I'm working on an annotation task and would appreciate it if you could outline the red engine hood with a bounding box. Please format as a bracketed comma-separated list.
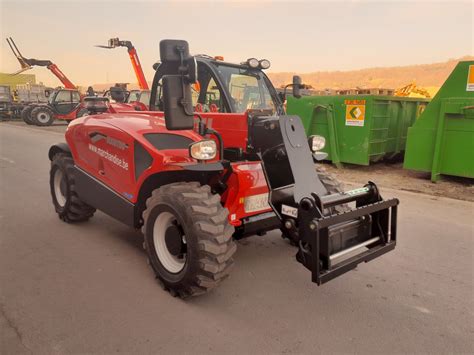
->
[70, 112, 203, 143]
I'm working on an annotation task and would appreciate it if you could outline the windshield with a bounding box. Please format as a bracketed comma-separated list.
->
[48, 92, 55, 104]
[127, 90, 140, 103]
[214, 64, 278, 113]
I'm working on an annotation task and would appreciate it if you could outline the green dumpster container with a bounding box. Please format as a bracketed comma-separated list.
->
[404, 61, 474, 181]
[287, 95, 429, 166]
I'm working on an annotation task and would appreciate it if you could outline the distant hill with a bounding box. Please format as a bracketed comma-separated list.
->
[267, 56, 474, 92]
[91, 56, 473, 94]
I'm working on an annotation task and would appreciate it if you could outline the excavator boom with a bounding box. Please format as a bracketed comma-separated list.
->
[5, 37, 76, 89]
[394, 82, 431, 98]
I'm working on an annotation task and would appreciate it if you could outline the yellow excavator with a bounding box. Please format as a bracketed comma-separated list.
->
[394, 82, 431, 98]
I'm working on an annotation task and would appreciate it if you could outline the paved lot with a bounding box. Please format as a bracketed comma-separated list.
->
[1, 122, 473, 354]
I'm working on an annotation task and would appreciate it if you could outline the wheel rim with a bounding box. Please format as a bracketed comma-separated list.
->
[53, 169, 67, 207]
[37, 112, 51, 123]
[153, 211, 187, 273]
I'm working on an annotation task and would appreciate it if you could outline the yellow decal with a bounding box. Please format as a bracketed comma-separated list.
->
[467, 65, 474, 92]
[345, 102, 366, 127]
[344, 99, 366, 105]
[417, 104, 426, 118]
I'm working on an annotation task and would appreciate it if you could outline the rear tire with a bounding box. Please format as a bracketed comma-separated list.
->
[21, 105, 35, 125]
[315, 165, 351, 214]
[142, 182, 236, 298]
[50, 153, 95, 222]
[281, 165, 350, 245]
[31, 106, 55, 126]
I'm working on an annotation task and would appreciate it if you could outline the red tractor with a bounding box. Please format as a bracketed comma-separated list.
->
[48, 40, 398, 298]
[6, 37, 89, 125]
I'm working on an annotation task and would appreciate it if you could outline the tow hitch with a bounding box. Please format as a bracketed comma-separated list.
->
[251, 115, 399, 284]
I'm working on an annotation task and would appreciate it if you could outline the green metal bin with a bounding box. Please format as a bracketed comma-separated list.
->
[287, 95, 429, 166]
[404, 61, 474, 181]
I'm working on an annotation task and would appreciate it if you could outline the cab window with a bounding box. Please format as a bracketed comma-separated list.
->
[139, 91, 150, 105]
[72, 91, 80, 103]
[215, 65, 276, 113]
[154, 64, 227, 113]
[194, 64, 226, 112]
[127, 91, 140, 103]
[55, 91, 71, 103]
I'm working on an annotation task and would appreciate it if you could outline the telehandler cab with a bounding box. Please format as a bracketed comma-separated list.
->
[48, 40, 399, 297]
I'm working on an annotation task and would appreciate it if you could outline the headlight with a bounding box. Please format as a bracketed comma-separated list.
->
[259, 59, 271, 69]
[309, 135, 326, 152]
[189, 140, 217, 160]
[244, 193, 270, 213]
[247, 58, 259, 68]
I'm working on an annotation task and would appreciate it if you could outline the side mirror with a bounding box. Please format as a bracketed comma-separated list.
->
[292, 75, 302, 99]
[162, 75, 194, 130]
[160, 39, 197, 83]
[159, 39, 196, 130]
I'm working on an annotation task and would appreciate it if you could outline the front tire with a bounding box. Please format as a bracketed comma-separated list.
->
[50, 153, 95, 222]
[281, 165, 350, 245]
[142, 182, 236, 298]
[31, 106, 55, 126]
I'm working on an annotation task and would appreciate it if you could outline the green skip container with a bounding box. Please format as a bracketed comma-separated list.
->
[404, 61, 474, 181]
[287, 95, 429, 166]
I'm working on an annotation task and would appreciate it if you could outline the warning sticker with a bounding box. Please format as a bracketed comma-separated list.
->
[345, 100, 366, 126]
[467, 65, 474, 91]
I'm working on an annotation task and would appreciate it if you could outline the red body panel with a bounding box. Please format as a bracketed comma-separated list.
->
[197, 113, 249, 151]
[66, 112, 271, 224]
[222, 162, 270, 227]
[55, 109, 81, 121]
[109, 101, 149, 113]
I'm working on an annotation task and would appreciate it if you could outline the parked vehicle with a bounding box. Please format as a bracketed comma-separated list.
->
[48, 40, 399, 298]
[0, 85, 13, 119]
[7, 37, 87, 125]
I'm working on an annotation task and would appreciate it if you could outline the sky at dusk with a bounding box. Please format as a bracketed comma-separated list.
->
[0, 0, 472, 87]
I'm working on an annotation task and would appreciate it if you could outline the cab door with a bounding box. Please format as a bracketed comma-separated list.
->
[52, 90, 76, 114]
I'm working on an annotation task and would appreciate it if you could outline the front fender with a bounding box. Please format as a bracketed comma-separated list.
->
[48, 143, 71, 161]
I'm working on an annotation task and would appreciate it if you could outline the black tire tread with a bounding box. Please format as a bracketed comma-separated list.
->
[50, 154, 95, 222]
[31, 106, 55, 126]
[315, 165, 351, 214]
[21, 105, 35, 125]
[142, 182, 236, 298]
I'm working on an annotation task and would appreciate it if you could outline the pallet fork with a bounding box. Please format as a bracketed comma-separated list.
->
[252, 115, 399, 283]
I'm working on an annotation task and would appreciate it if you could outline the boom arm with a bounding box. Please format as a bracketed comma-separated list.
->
[96, 38, 149, 90]
[45, 64, 76, 89]
[6, 37, 76, 89]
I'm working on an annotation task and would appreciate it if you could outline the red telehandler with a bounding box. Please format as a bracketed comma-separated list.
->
[6, 37, 89, 126]
[48, 40, 399, 298]
[96, 38, 150, 111]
